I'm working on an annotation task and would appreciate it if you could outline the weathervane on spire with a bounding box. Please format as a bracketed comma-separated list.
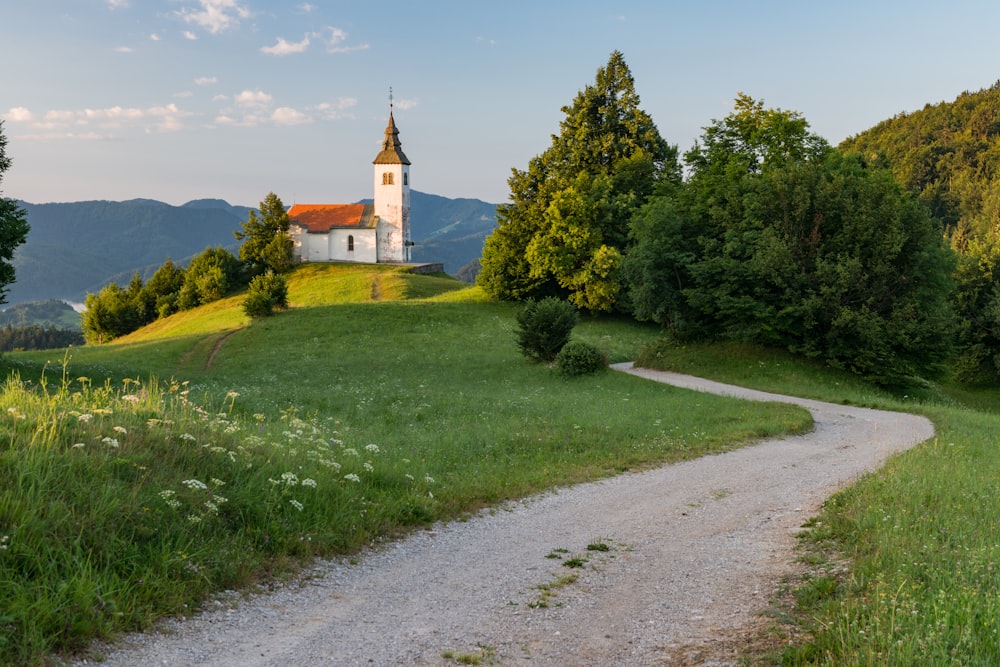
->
[389, 86, 393, 111]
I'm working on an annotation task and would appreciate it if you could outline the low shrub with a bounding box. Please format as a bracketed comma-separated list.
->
[555, 340, 606, 377]
[243, 272, 289, 318]
[515, 297, 577, 362]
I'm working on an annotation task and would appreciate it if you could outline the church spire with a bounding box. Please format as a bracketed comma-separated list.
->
[373, 93, 411, 165]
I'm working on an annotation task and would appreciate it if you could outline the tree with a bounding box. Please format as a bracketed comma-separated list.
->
[627, 96, 957, 386]
[478, 51, 680, 311]
[0, 121, 30, 305]
[236, 192, 293, 275]
[242, 272, 289, 319]
[177, 247, 243, 310]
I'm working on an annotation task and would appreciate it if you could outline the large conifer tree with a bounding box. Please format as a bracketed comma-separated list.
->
[478, 51, 679, 311]
[0, 122, 29, 306]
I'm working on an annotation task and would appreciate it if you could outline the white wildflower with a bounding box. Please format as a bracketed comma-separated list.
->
[181, 479, 208, 491]
[365, 443, 380, 454]
[301, 478, 317, 488]
[210, 478, 226, 487]
[101, 437, 119, 448]
[179, 433, 196, 442]
[77, 413, 94, 423]
[363, 462, 374, 472]
[289, 499, 304, 511]
[344, 473, 361, 483]
[280, 471, 299, 486]
[72, 443, 86, 449]
[112, 426, 127, 435]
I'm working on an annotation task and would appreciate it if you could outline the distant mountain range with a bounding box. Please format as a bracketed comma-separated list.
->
[9, 191, 497, 305]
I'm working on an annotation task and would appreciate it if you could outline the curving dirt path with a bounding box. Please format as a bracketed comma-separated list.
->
[79, 363, 934, 666]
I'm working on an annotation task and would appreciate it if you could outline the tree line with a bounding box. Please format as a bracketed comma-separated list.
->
[479, 51, 983, 387]
[81, 193, 293, 344]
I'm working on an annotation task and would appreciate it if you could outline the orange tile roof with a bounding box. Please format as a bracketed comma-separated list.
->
[288, 203, 376, 232]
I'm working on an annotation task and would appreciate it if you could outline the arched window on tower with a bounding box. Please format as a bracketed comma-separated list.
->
[347, 234, 354, 252]
[382, 172, 394, 185]
[403, 172, 408, 185]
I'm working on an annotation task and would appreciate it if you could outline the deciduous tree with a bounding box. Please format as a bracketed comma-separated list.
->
[479, 51, 679, 311]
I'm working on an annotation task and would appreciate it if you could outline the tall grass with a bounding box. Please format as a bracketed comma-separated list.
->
[637, 337, 1000, 665]
[1, 270, 811, 666]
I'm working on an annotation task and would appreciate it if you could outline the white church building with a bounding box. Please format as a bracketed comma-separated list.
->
[288, 112, 412, 264]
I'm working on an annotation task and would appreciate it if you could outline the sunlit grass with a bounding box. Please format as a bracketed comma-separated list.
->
[2, 270, 813, 665]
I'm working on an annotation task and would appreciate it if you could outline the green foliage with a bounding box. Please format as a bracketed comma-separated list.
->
[515, 297, 578, 362]
[479, 51, 679, 311]
[627, 97, 957, 386]
[177, 247, 244, 310]
[0, 121, 30, 306]
[0, 324, 83, 351]
[242, 272, 289, 318]
[555, 340, 606, 377]
[235, 192, 293, 275]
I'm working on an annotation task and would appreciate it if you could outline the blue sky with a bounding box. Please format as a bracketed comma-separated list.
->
[3, 1, 1000, 207]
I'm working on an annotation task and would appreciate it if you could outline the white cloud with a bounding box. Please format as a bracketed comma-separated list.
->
[297, 3, 317, 13]
[261, 34, 311, 56]
[176, 0, 251, 35]
[106, 0, 129, 9]
[114, 46, 134, 53]
[271, 107, 312, 126]
[174, 91, 194, 98]
[183, 31, 198, 40]
[150, 33, 161, 41]
[235, 90, 273, 107]
[476, 36, 497, 46]
[12, 103, 194, 136]
[311, 97, 357, 120]
[323, 26, 368, 54]
[3, 107, 35, 123]
[212, 94, 229, 102]
[195, 76, 218, 86]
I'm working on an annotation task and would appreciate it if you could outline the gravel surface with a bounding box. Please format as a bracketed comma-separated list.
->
[76, 363, 934, 666]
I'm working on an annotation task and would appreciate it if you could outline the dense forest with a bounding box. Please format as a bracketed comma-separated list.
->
[480, 52, 1000, 386]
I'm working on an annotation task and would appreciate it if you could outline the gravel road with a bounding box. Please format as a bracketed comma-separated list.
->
[77, 363, 934, 666]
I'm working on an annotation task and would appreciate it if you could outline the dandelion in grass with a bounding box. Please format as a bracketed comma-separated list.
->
[289, 499, 304, 512]
[344, 473, 361, 483]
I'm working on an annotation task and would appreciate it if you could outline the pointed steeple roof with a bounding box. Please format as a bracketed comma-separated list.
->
[372, 112, 411, 165]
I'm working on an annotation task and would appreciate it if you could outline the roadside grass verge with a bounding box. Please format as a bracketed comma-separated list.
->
[637, 337, 1000, 665]
[1, 297, 810, 666]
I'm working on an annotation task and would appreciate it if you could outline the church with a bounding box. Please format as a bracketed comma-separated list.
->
[288, 112, 412, 264]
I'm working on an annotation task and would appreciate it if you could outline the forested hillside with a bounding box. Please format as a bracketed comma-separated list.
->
[840, 81, 1000, 244]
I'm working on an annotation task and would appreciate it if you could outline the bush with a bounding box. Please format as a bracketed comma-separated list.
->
[515, 297, 577, 362]
[555, 340, 607, 377]
[243, 272, 289, 318]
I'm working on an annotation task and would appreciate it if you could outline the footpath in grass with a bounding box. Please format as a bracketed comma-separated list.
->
[638, 339, 1000, 665]
[0, 299, 810, 666]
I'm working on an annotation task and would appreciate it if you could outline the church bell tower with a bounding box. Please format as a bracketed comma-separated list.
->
[372, 102, 411, 262]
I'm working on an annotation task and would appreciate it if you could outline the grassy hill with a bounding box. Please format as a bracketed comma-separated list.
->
[1, 263, 810, 664]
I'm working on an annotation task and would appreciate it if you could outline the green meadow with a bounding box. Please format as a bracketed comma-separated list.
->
[0, 264, 810, 666]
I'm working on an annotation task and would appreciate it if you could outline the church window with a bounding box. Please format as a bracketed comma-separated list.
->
[348, 235, 354, 252]
[403, 172, 408, 185]
[382, 172, 394, 185]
